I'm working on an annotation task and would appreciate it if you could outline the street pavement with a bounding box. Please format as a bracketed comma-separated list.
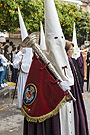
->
[0, 97, 24, 135]
[0, 82, 90, 135]
[83, 91, 90, 134]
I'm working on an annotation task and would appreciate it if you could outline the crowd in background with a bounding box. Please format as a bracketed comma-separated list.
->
[0, 40, 90, 92]
[0, 41, 22, 89]
[80, 44, 90, 91]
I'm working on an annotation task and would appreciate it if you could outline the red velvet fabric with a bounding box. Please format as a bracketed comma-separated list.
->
[22, 54, 67, 118]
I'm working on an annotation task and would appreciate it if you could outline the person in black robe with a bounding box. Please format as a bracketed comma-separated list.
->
[77, 52, 84, 90]
[86, 46, 90, 91]
[24, 114, 61, 135]
[65, 40, 89, 135]
[71, 53, 84, 93]
[68, 42, 84, 93]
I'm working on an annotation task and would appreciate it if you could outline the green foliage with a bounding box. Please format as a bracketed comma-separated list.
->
[76, 11, 90, 39]
[55, 1, 90, 39]
[19, 0, 44, 33]
[0, 0, 19, 32]
[0, 0, 90, 40]
[0, 0, 44, 33]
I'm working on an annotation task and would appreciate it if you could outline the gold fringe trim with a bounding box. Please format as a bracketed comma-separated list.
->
[21, 95, 68, 123]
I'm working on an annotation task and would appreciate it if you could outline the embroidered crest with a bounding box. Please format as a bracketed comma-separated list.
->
[23, 83, 37, 105]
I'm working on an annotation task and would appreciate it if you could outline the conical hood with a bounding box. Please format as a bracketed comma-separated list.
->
[45, 0, 74, 86]
[72, 22, 77, 46]
[18, 7, 28, 41]
[72, 22, 80, 59]
[40, 21, 47, 51]
[45, 0, 65, 48]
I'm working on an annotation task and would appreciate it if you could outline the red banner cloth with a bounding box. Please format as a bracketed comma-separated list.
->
[22, 54, 68, 122]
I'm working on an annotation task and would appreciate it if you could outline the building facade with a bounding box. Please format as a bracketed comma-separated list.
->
[59, 0, 90, 13]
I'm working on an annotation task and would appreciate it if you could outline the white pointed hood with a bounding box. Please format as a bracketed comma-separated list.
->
[40, 21, 47, 51]
[18, 7, 28, 41]
[45, 0, 74, 86]
[17, 7, 33, 72]
[72, 22, 80, 59]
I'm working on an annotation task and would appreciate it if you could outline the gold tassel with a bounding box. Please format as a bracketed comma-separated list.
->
[21, 95, 68, 123]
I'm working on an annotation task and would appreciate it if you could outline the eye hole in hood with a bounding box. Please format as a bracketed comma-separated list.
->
[54, 36, 58, 39]
[54, 36, 63, 39]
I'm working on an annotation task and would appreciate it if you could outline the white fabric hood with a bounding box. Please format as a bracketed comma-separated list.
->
[45, 0, 74, 86]
[18, 7, 33, 73]
[72, 22, 80, 59]
[40, 21, 47, 51]
[18, 7, 28, 41]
